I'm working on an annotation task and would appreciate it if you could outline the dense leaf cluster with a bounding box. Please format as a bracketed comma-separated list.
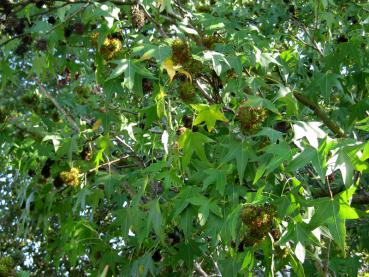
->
[1, 0, 369, 276]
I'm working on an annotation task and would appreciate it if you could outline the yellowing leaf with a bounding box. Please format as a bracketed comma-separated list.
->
[155, 86, 167, 118]
[139, 49, 156, 61]
[92, 119, 102, 131]
[162, 58, 176, 82]
[192, 104, 228, 132]
[177, 68, 192, 83]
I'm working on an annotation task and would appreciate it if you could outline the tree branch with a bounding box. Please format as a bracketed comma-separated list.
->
[293, 92, 346, 138]
[194, 79, 216, 103]
[139, 3, 168, 38]
[34, 79, 80, 133]
[290, 17, 324, 56]
[312, 186, 369, 205]
[194, 262, 209, 277]
[88, 155, 130, 173]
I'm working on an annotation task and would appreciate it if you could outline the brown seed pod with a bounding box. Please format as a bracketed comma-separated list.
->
[152, 249, 162, 262]
[171, 39, 191, 65]
[59, 167, 80, 187]
[64, 25, 73, 38]
[100, 37, 122, 60]
[41, 158, 54, 178]
[237, 106, 267, 134]
[15, 43, 28, 56]
[142, 78, 153, 94]
[22, 35, 33, 44]
[131, 5, 145, 29]
[241, 204, 277, 245]
[73, 22, 85, 35]
[35, 39, 47, 51]
[201, 35, 222, 49]
[273, 121, 290, 133]
[178, 81, 195, 102]
[80, 145, 92, 161]
[53, 175, 63, 188]
[182, 115, 193, 129]
[271, 228, 281, 241]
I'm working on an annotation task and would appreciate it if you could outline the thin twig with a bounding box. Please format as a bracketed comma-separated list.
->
[322, 239, 331, 276]
[194, 79, 215, 103]
[194, 262, 209, 277]
[0, 2, 90, 48]
[44, 3, 90, 36]
[290, 17, 324, 56]
[326, 176, 334, 199]
[139, 3, 168, 38]
[293, 92, 346, 138]
[88, 155, 130, 173]
[115, 136, 135, 153]
[34, 79, 80, 133]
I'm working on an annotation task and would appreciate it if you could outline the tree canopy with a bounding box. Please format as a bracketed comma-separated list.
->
[1, 0, 369, 276]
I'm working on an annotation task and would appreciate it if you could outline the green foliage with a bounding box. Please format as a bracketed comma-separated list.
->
[0, 0, 369, 276]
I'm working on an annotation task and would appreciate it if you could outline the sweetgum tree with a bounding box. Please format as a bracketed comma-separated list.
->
[1, 0, 369, 276]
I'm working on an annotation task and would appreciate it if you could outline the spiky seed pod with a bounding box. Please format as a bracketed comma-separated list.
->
[152, 249, 162, 262]
[201, 35, 221, 49]
[64, 25, 73, 38]
[41, 158, 54, 178]
[178, 81, 195, 102]
[48, 16, 56, 25]
[22, 35, 33, 44]
[182, 115, 193, 129]
[100, 37, 122, 60]
[183, 59, 203, 76]
[21, 94, 39, 105]
[1, 1, 12, 15]
[241, 204, 277, 244]
[142, 78, 153, 94]
[171, 39, 191, 65]
[271, 228, 281, 241]
[73, 22, 85, 35]
[53, 175, 63, 188]
[242, 235, 259, 247]
[131, 5, 145, 29]
[60, 167, 80, 187]
[35, 39, 47, 51]
[110, 38, 122, 52]
[51, 111, 59, 122]
[14, 43, 28, 56]
[80, 145, 92, 161]
[273, 121, 290, 133]
[14, 19, 25, 34]
[237, 106, 267, 134]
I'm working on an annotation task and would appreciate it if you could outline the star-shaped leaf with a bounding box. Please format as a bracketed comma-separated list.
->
[178, 129, 214, 168]
[221, 139, 254, 184]
[191, 104, 228, 132]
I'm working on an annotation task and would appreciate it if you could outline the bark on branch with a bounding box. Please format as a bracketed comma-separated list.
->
[293, 92, 346, 138]
[35, 79, 80, 133]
